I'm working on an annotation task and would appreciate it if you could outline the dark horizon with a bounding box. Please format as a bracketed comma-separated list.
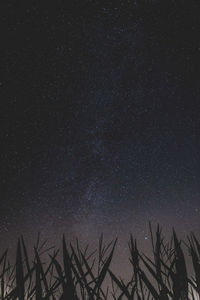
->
[1, 0, 200, 266]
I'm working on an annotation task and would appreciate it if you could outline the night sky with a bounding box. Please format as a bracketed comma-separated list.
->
[1, 0, 200, 271]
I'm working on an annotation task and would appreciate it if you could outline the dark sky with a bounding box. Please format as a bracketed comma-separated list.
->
[1, 0, 200, 264]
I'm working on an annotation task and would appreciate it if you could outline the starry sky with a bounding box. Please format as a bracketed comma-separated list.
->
[1, 0, 200, 268]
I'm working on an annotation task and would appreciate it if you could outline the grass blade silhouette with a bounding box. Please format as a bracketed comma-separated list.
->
[188, 234, 200, 297]
[16, 239, 24, 300]
[34, 247, 49, 297]
[35, 262, 43, 300]
[93, 239, 117, 297]
[109, 269, 133, 299]
[62, 235, 78, 299]
[172, 229, 188, 300]
[0, 250, 7, 300]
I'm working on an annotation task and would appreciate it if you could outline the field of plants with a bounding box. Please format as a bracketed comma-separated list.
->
[0, 224, 200, 299]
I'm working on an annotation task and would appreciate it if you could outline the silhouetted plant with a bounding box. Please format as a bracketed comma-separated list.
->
[0, 225, 199, 299]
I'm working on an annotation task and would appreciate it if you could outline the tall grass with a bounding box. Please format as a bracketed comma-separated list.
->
[0, 225, 200, 299]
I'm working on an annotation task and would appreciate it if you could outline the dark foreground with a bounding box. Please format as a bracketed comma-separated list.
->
[0, 224, 199, 299]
